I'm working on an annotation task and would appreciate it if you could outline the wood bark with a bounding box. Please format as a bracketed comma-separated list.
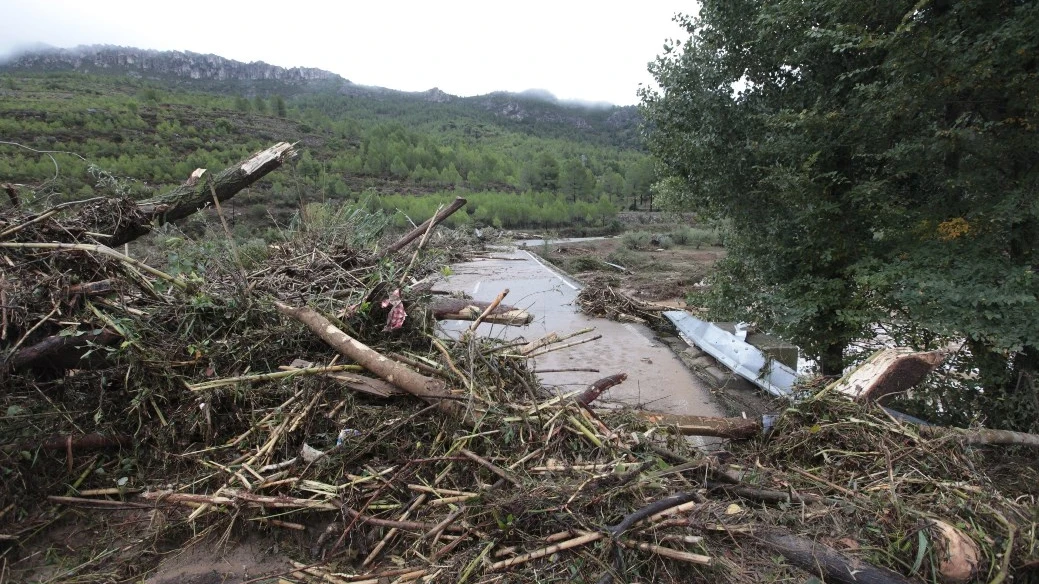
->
[6, 328, 122, 372]
[704, 481, 835, 506]
[635, 411, 763, 440]
[281, 360, 403, 398]
[65, 279, 116, 299]
[576, 373, 628, 406]
[380, 196, 467, 257]
[757, 528, 915, 584]
[918, 425, 1039, 448]
[3, 183, 18, 208]
[5, 143, 295, 247]
[274, 301, 461, 417]
[1, 433, 131, 454]
[640, 410, 1039, 449]
[119, 142, 296, 245]
[429, 297, 532, 326]
[828, 348, 949, 404]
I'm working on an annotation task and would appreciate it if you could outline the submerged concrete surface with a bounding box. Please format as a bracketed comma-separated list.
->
[435, 249, 722, 418]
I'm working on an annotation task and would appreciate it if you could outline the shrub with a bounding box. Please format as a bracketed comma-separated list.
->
[237, 238, 270, 270]
[687, 227, 722, 249]
[622, 230, 651, 250]
[567, 256, 603, 272]
[656, 234, 674, 249]
[606, 248, 637, 267]
[670, 226, 693, 245]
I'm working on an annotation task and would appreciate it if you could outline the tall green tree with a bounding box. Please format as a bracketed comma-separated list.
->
[519, 152, 560, 192]
[560, 157, 595, 202]
[643, 0, 1039, 428]
[253, 94, 267, 115]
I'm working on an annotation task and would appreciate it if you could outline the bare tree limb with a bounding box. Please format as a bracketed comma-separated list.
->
[380, 197, 467, 257]
[274, 301, 462, 417]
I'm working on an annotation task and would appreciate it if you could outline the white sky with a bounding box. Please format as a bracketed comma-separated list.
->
[0, 1, 696, 106]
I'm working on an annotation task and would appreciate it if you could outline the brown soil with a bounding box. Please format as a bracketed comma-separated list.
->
[535, 237, 725, 305]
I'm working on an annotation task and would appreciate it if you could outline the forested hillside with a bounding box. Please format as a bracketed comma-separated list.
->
[0, 46, 657, 233]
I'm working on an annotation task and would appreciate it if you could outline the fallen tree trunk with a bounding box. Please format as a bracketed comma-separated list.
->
[274, 301, 461, 417]
[6, 328, 122, 372]
[2, 143, 296, 247]
[826, 347, 950, 404]
[117, 142, 296, 245]
[639, 408, 1039, 448]
[380, 196, 467, 258]
[0, 433, 132, 454]
[3, 183, 19, 207]
[429, 297, 532, 326]
[918, 425, 1039, 448]
[757, 528, 915, 584]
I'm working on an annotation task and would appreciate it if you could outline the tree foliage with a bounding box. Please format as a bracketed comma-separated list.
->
[643, 0, 1039, 429]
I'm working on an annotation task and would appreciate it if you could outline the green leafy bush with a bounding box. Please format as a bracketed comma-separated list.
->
[621, 230, 651, 250]
[567, 256, 603, 272]
[669, 227, 693, 245]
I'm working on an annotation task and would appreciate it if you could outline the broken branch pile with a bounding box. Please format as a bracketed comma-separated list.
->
[575, 278, 664, 323]
[1, 144, 1036, 583]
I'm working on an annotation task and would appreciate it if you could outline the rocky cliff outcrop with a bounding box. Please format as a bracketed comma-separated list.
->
[1, 45, 343, 85]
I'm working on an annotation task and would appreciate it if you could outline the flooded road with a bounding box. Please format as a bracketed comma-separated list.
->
[435, 248, 722, 418]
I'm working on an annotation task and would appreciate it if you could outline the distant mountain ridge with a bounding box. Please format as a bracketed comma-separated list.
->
[0, 44, 342, 84]
[0, 44, 642, 147]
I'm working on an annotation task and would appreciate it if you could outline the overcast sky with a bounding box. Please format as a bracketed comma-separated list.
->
[0, 1, 696, 106]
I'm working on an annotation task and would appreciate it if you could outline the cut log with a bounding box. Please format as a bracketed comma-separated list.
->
[65, 279, 116, 299]
[380, 196, 467, 258]
[429, 297, 533, 326]
[828, 347, 949, 404]
[757, 528, 915, 584]
[127, 142, 296, 243]
[274, 301, 461, 417]
[6, 328, 122, 372]
[918, 425, 1039, 448]
[6, 143, 296, 247]
[636, 411, 764, 440]
[576, 373, 627, 406]
[3, 183, 18, 207]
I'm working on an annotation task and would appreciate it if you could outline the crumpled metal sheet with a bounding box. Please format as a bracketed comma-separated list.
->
[664, 311, 797, 397]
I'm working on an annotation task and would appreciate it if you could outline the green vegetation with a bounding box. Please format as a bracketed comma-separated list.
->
[372, 191, 616, 230]
[621, 230, 651, 250]
[644, 0, 1039, 430]
[0, 69, 657, 232]
[670, 226, 723, 249]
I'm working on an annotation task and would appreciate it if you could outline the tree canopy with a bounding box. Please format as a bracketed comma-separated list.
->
[643, 0, 1039, 430]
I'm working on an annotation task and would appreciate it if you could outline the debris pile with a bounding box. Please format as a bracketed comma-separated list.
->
[575, 279, 663, 324]
[1, 143, 1037, 583]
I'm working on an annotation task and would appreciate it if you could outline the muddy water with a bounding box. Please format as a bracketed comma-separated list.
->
[435, 248, 722, 418]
